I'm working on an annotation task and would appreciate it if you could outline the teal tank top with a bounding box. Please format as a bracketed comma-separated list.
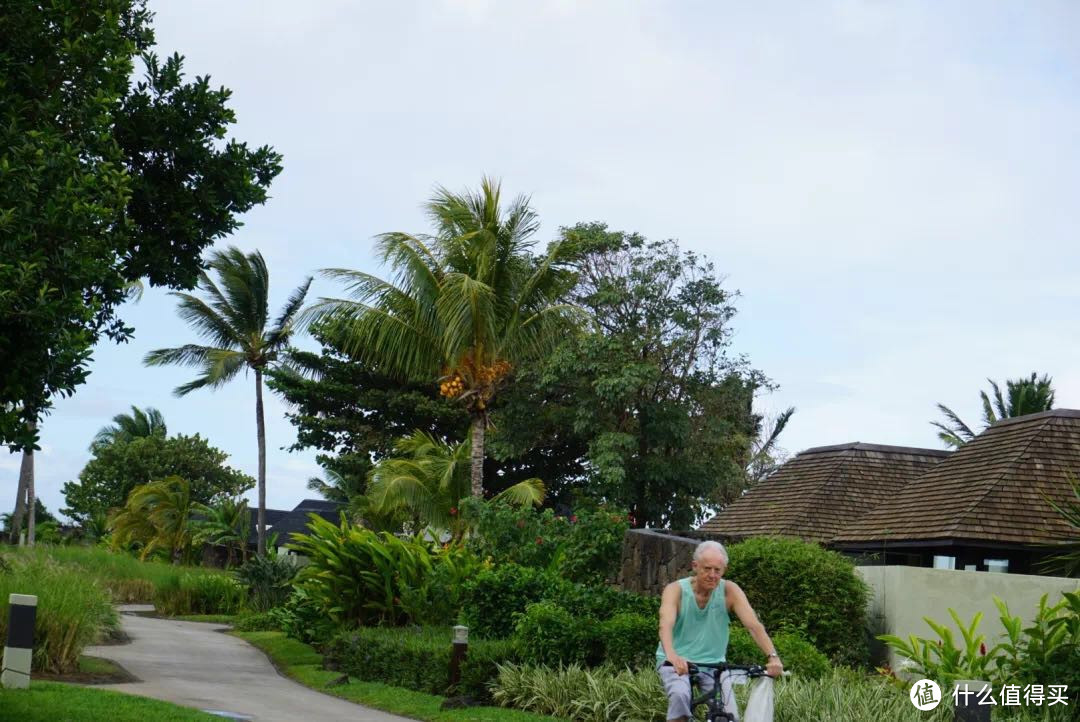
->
[655, 577, 729, 665]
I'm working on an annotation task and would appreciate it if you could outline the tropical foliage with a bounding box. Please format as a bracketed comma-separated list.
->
[109, 476, 197, 563]
[91, 405, 167, 450]
[1041, 474, 1080, 577]
[362, 430, 544, 540]
[287, 513, 480, 626]
[190, 496, 251, 567]
[145, 246, 311, 556]
[314, 177, 581, 497]
[933, 372, 1055, 448]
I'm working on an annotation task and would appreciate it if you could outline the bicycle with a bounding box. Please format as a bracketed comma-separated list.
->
[662, 660, 770, 722]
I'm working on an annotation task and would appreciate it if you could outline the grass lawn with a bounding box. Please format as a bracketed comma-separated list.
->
[233, 631, 566, 722]
[0, 681, 221, 721]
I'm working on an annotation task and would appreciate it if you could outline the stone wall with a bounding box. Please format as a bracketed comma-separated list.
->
[617, 529, 703, 596]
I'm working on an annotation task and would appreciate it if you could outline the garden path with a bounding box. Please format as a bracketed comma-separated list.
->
[83, 605, 412, 722]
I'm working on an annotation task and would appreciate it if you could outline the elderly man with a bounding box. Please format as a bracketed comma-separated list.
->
[656, 540, 783, 722]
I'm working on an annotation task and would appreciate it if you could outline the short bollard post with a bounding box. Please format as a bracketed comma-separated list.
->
[953, 680, 992, 722]
[2, 594, 38, 689]
[448, 625, 468, 689]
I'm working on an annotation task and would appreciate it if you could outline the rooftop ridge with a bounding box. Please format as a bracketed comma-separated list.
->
[987, 408, 1080, 429]
[798, 442, 951, 457]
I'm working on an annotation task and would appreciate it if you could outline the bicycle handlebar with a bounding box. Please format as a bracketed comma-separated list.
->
[661, 660, 768, 677]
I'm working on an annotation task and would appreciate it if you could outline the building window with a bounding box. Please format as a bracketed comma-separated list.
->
[933, 555, 956, 570]
[984, 559, 1009, 573]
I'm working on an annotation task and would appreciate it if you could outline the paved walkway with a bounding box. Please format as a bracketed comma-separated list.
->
[83, 605, 412, 722]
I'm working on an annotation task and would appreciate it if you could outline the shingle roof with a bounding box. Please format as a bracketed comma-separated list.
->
[699, 442, 950, 542]
[833, 409, 1080, 546]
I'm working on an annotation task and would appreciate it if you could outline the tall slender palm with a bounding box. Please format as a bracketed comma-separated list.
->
[145, 247, 312, 556]
[361, 430, 544, 540]
[315, 177, 580, 497]
[933, 373, 1055, 448]
[91, 405, 167, 450]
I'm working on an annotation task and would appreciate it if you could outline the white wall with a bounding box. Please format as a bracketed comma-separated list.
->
[856, 565, 1078, 670]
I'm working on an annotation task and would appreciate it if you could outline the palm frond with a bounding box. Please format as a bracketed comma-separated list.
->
[171, 291, 243, 350]
[492, 478, 546, 507]
[265, 276, 313, 350]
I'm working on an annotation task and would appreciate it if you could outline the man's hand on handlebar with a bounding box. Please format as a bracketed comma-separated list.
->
[668, 653, 689, 676]
[766, 657, 784, 678]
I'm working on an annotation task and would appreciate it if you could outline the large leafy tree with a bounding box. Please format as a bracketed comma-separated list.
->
[91, 405, 167, 450]
[490, 223, 762, 528]
[61, 433, 252, 523]
[315, 178, 580, 498]
[144, 247, 311, 556]
[933, 373, 1056, 448]
[0, 1, 282, 452]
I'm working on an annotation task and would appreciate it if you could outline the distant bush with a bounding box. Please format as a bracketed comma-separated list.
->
[233, 555, 298, 612]
[233, 611, 280, 632]
[726, 626, 831, 679]
[513, 602, 596, 667]
[599, 612, 657, 670]
[270, 587, 338, 647]
[727, 537, 869, 666]
[461, 562, 659, 641]
[154, 572, 245, 616]
[463, 499, 629, 585]
[325, 625, 517, 702]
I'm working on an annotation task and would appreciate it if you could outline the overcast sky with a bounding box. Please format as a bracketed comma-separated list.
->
[17, 1, 1080, 521]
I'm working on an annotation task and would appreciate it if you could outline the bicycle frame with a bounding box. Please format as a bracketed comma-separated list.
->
[688, 662, 767, 722]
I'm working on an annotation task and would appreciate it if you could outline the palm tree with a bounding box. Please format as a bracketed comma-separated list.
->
[110, 476, 196, 563]
[191, 496, 250, 567]
[91, 405, 167, 450]
[361, 429, 544, 540]
[933, 373, 1055, 448]
[746, 406, 795, 485]
[144, 247, 312, 556]
[307, 468, 364, 504]
[315, 178, 580, 497]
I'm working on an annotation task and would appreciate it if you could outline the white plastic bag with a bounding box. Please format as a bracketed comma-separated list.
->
[742, 675, 775, 722]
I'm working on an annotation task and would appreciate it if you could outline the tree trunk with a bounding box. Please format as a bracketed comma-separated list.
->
[9, 419, 36, 545]
[255, 369, 267, 557]
[26, 447, 35, 546]
[470, 414, 485, 499]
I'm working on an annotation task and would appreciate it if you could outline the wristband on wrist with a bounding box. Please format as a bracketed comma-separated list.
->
[766, 651, 780, 659]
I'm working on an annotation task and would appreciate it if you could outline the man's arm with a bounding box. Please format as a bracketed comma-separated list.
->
[726, 581, 784, 677]
[658, 581, 688, 675]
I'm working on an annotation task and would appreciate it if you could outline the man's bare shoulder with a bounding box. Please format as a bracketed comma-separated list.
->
[661, 580, 683, 601]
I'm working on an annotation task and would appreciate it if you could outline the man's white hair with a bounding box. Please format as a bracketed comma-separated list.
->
[693, 540, 728, 564]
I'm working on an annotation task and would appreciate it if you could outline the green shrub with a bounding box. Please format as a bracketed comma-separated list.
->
[154, 572, 245, 616]
[397, 545, 481, 626]
[232, 554, 298, 612]
[20, 545, 182, 602]
[325, 625, 517, 702]
[463, 499, 629, 584]
[727, 536, 869, 666]
[600, 612, 657, 670]
[288, 514, 438, 626]
[461, 564, 558, 639]
[513, 602, 596, 666]
[724, 626, 831, 679]
[461, 562, 659, 640]
[270, 586, 338, 646]
[0, 551, 115, 673]
[233, 611, 281, 632]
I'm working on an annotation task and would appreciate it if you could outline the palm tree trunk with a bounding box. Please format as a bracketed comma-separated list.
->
[470, 414, 485, 498]
[255, 369, 267, 557]
[9, 419, 36, 545]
